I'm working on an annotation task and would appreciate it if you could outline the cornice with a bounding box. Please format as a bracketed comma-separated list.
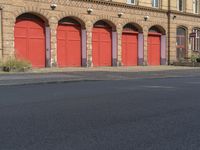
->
[24, 0, 200, 18]
[170, 10, 200, 18]
[72, 0, 168, 13]
[25, 0, 168, 14]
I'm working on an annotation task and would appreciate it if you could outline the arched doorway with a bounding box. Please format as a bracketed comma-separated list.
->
[122, 23, 143, 66]
[148, 26, 166, 66]
[176, 27, 187, 61]
[14, 13, 46, 68]
[92, 20, 113, 66]
[57, 17, 83, 67]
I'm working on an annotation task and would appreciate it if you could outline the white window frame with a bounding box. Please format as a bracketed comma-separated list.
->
[193, 0, 200, 14]
[152, 0, 160, 8]
[191, 28, 200, 51]
[177, 0, 185, 12]
[127, 0, 137, 5]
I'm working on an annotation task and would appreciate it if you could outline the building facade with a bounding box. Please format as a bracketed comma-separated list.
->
[0, 0, 200, 67]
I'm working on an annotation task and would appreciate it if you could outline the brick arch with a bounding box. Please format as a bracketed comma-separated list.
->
[122, 23, 143, 33]
[57, 12, 87, 29]
[13, 7, 50, 25]
[120, 19, 144, 33]
[91, 15, 117, 31]
[147, 22, 167, 34]
[176, 26, 188, 40]
[192, 26, 200, 31]
[176, 25, 188, 36]
[176, 25, 188, 30]
[148, 24, 166, 35]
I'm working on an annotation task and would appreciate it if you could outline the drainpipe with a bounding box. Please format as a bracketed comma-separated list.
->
[0, 7, 3, 58]
[167, 0, 171, 65]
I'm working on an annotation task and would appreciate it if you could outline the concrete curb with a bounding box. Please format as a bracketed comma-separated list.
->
[0, 79, 103, 86]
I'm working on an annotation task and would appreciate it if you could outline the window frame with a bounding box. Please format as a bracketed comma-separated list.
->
[177, 0, 185, 12]
[193, 0, 200, 14]
[191, 28, 200, 52]
[127, 0, 137, 5]
[152, 0, 160, 8]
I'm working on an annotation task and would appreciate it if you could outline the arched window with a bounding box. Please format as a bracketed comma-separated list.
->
[94, 20, 111, 28]
[193, 0, 200, 14]
[58, 17, 81, 25]
[123, 24, 139, 32]
[191, 28, 200, 51]
[176, 27, 187, 60]
[177, 0, 185, 11]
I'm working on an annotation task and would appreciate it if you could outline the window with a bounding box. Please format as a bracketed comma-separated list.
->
[127, 0, 137, 5]
[193, 0, 200, 14]
[152, 0, 159, 8]
[177, 0, 185, 11]
[191, 28, 200, 51]
[176, 27, 187, 60]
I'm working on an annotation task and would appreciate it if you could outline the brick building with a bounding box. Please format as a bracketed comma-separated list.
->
[0, 0, 200, 67]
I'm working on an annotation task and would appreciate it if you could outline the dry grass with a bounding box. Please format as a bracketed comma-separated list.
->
[0, 58, 32, 72]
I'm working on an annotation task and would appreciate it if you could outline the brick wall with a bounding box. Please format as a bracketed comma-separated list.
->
[0, 0, 200, 66]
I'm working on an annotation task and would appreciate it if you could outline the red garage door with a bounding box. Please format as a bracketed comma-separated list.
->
[92, 27, 112, 66]
[122, 32, 138, 66]
[57, 24, 81, 67]
[15, 18, 46, 68]
[148, 34, 161, 66]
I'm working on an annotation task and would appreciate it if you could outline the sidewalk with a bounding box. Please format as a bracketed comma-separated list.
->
[30, 66, 198, 73]
[0, 66, 199, 86]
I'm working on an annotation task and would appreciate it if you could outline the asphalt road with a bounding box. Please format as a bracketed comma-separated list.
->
[1, 75, 200, 150]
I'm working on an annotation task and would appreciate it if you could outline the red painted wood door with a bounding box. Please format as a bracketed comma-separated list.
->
[122, 32, 138, 66]
[92, 27, 112, 66]
[57, 24, 81, 67]
[148, 34, 161, 66]
[14, 19, 46, 68]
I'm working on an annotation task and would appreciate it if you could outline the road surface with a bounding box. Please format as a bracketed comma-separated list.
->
[0, 74, 200, 150]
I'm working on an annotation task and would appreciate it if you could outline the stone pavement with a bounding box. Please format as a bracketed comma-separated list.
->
[29, 66, 197, 73]
[0, 66, 199, 86]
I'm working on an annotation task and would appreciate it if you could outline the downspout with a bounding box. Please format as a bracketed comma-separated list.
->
[0, 7, 3, 58]
[167, 0, 171, 65]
